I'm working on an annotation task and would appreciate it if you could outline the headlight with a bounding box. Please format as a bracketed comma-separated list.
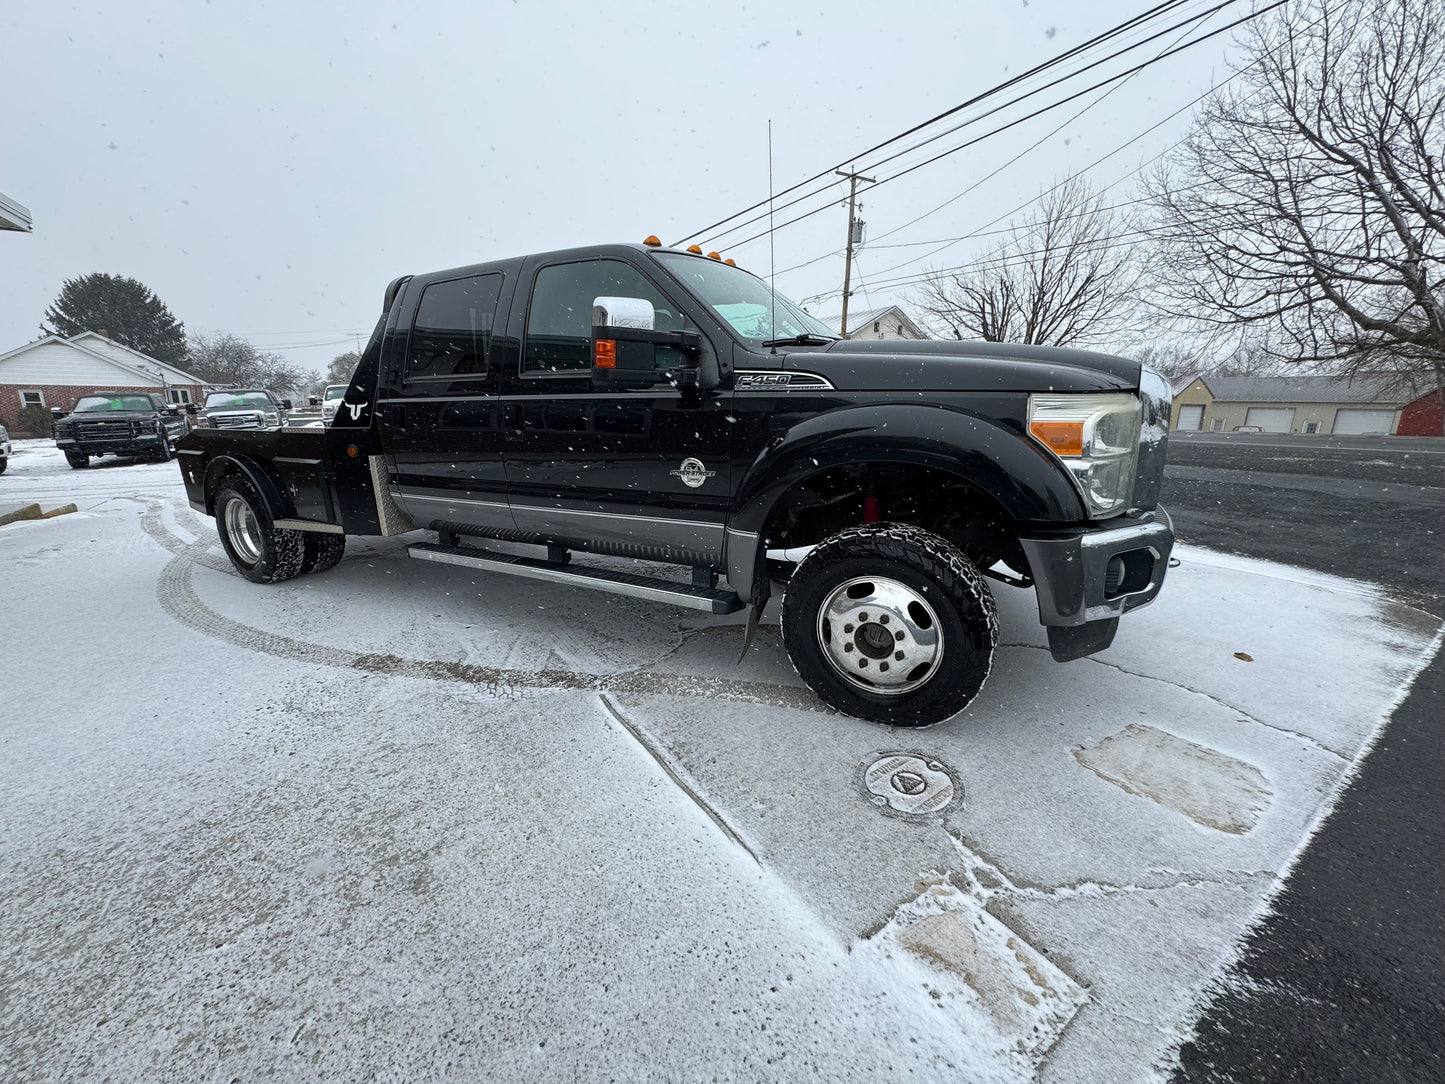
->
[1027, 392, 1142, 518]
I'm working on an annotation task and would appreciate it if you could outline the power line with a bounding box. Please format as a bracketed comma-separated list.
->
[673, 0, 1209, 246]
[697, 0, 1239, 250]
[718, 0, 1240, 249]
[720, 0, 1287, 253]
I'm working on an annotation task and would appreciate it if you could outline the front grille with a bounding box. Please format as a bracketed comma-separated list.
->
[76, 419, 140, 440]
[212, 413, 263, 429]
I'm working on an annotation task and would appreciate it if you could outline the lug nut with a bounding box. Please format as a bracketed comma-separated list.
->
[858, 659, 868, 668]
[858, 612, 869, 621]
[879, 662, 890, 672]
[844, 623, 854, 634]
[894, 651, 904, 661]
[879, 614, 889, 624]
[894, 630, 905, 641]
[844, 643, 854, 653]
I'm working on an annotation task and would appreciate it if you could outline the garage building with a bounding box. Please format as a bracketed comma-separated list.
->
[1170, 375, 1410, 435]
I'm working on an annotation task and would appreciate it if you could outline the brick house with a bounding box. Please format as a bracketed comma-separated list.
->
[1398, 388, 1445, 437]
[0, 332, 206, 433]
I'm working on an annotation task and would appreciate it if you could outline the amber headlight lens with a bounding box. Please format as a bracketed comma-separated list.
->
[1028, 392, 1142, 517]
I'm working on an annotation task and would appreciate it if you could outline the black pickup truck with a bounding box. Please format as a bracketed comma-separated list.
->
[52, 391, 189, 468]
[177, 241, 1173, 725]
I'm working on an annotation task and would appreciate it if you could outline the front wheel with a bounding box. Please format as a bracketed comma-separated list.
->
[781, 523, 998, 727]
[215, 475, 306, 584]
[65, 450, 89, 469]
[152, 425, 174, 462]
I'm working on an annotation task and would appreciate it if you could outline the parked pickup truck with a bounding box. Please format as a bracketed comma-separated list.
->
[177, 241, 1174, 725]
[52, 391, 189, 468]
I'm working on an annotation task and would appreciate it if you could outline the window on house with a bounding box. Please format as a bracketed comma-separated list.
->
[21, 390, 45, 408]
[873, 321, 880, 333]
[897, 324, 904, 336]
[1303, 421, 1321, 434]
[1210, 418, 1225, 432]
[165, 388, 191, 404]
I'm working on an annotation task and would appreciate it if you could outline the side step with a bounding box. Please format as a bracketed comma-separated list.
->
[409, 541, 744, 614]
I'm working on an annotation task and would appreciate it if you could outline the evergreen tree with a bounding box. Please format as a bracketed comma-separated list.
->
[44, 273, 188, 365]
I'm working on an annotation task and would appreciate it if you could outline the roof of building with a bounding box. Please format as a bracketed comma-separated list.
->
[0, 334, 204, 386]
[826, 304, 927, 337]
[1196, 374, 1408, 405]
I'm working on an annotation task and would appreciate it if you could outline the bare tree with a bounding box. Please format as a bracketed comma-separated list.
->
[914, 177, 1141, 347]
[188, 332, 308, 396]
[1146, 0, 1445, 394]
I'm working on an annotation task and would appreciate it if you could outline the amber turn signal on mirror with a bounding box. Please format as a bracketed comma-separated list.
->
[594, 339, 617, 369]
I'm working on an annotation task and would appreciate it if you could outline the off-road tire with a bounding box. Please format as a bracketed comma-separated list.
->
[152, 425, 174, 462]
[300, 532, 346, 574]
[215, 474, 306, 584]
[0, 456, 7, 474]
[65, 450, 89, 469]
[781, 523, 998, 727]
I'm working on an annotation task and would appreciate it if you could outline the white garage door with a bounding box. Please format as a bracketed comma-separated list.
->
[1333, 409, 1393, 435]
[1244, 407, 1295, 432]
[1178, 404, 1204, 430]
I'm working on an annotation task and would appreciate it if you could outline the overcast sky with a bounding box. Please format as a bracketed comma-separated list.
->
[2, 0, 1253, 374]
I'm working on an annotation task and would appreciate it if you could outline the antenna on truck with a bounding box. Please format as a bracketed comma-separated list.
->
[768, 119, 778, 355]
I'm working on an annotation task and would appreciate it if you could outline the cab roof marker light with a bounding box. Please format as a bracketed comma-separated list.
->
[642, 235, 662, 247]
[686, 244, 703, 254]
[707, 252, 722, 261]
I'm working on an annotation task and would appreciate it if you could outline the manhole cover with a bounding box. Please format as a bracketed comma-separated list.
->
[862, 753, 959, 816]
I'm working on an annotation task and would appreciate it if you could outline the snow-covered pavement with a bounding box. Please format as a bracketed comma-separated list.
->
[2, 438, 1439, 1082]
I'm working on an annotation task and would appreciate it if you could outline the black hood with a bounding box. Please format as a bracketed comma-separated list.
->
[782, 339, 1140, 394]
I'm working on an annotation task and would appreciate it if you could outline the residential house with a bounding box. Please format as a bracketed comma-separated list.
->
[0, 333, 206, 431]
[830, 305, 929, 341]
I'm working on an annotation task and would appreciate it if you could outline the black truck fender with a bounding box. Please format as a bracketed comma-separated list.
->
[203, 454, 293, 521]
[723, 403, 1086, 604]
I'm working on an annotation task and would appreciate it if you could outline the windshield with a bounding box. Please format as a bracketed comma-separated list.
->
[205, 391, 273, 410]
[73, 395, 155, 412]
[653, 253, 836, 342]
[323, 385, 347, 401]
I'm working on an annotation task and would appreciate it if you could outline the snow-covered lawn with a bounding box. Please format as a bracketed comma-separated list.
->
[2, 437, 1439, 1081]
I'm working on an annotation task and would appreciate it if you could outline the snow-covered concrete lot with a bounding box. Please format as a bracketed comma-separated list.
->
[3, 439, 1439, 1082]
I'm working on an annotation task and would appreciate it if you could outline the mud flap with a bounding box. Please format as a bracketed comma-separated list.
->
[1047, 618, 1118, 662]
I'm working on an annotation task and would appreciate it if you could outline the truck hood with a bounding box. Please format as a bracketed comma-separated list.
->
[57, 410, 159, 425]
[784, 339, 1140, 394]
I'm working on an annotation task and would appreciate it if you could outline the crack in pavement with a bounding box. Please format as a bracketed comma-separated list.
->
[943, 830, 1273, 903]
[998, 641, 1350, 762]
[598, 693, 760, 866]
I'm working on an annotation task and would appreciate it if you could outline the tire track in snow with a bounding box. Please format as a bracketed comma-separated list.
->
[143, 506, 825, 712]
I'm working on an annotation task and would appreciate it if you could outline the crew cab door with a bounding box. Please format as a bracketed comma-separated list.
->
[378, 270, 517, 535]
[499, 256, 732, 566]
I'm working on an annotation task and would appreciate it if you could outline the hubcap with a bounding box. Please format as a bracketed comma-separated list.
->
[223, 497, 263, 565]
[816, 575, 944, 696]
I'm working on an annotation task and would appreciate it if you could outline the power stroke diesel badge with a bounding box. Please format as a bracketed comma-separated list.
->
[670, 457, 716, 488]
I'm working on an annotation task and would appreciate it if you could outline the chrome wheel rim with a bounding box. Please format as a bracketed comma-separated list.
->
[816, 575, 944, 696]
[223, 497, 263, 565]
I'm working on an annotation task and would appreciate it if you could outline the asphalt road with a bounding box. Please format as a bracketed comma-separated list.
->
[1163, 433, 1444, 1083]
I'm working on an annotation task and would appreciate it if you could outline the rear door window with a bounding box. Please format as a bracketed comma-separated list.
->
[405, 273, 504, 381]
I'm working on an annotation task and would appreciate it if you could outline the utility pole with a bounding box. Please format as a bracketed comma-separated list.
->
[836, 169, 875, 337]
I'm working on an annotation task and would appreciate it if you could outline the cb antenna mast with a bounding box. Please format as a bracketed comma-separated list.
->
[768, 120, 777, 354]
